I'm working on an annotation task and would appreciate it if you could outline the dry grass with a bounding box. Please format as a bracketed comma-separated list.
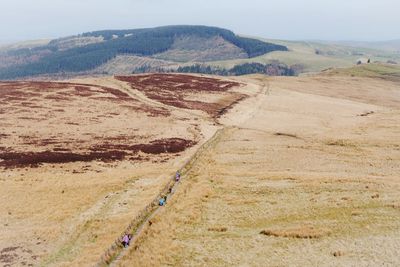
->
[0, 74, 249, 267]
[386, 204, 400, 210]
[268, 75, 400, 109]
[2, 72, 400, 266]
[116, 73, 400, 266]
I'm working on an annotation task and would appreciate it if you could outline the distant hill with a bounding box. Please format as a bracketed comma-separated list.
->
[2, 26, 399, 80]
[206, 38, 400, 73]
[321, 40, 400, 52]
[0, 26, 288, 79]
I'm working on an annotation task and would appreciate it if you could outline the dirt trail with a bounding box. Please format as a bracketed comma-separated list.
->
[92, 78, 267, 266]
[104, 127, 228, 267]
[88, 77, 264, 266]
[218, 76, 268, 127]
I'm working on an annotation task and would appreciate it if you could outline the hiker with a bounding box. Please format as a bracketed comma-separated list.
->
[175, 171, 181, 182]
[159, 197, 165, 206]
[122, 233, 130, 248]
[127, 234, 132, 246]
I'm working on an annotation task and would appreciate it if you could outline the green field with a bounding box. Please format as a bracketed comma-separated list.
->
[207, 37, 400, 73]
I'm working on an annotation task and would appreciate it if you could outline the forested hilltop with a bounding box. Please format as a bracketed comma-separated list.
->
[0, 26, 288, 79]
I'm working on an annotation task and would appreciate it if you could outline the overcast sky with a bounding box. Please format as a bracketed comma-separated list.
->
[0, 0, 399, 43]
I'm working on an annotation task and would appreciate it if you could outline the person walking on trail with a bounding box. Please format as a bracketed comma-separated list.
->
[175, 171, 181, 182]
[122, 234, 130, 248]
[159, 197, 166, 206]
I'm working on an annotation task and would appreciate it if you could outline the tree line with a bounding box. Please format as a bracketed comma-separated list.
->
[175, 62, 296, 76]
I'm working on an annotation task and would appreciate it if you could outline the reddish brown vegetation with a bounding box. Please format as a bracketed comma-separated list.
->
[0, 151, 126, 168]
[0, 138, 196, 168]
[0, 133, 9, 139]
[115, 74, 243, 117]
[0, 81, 130, 101]
[0, 81, 169, 117]
[0, 80, 202, 170]
[0, 246, 20, 265]
[91, 138, 195, 154]
[0, 245, 38, 266]
[215, 95, 248, 118]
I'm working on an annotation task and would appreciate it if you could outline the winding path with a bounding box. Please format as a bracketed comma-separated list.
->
[95, 77, 268, 266]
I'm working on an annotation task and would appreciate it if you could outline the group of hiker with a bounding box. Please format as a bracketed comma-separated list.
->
[122, 171, 182, 248]
[159, 171, 181, 206]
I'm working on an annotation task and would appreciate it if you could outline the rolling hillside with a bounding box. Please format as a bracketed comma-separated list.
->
[97, 38, 400, 75]
[207, 38, 400, 73]
[1, 26, 399, 79]
[0, 26, 287, 79]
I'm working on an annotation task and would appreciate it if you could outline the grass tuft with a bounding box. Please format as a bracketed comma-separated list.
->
[274, 132, 298, 139]
[207, 227, 228, 232]
[260, 225, 331, 239]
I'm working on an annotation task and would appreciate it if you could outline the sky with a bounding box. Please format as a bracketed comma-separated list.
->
[0, 0, 399, 43]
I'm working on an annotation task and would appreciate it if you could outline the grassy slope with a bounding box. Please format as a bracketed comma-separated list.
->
[0, 39, 50, 52]
[94, 36, 247, 74]
[323, 63, 400, 81]
[152, 36, 248, 62]
[206, 38, 400, 73]
[94, 55, 179, 75]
